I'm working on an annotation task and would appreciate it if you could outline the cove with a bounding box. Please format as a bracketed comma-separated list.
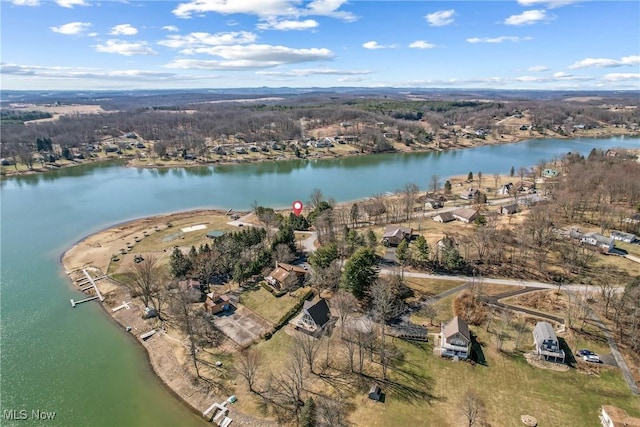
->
[1, 136, 637, 426]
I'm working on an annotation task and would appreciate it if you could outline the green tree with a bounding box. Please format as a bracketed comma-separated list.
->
[342, 247, 378, 299]
[396, 239, 410, 269]
[510, 165, 515, 177]
[309, 243, 339, 269]
[366, 229, 377, 249]
[467, 171, 473, 182]
[300, 397, 316, 427]
[413, 235, 430, 266]
[444, 180, 452, 195]
[350, 203, 359, 227]
[169, 247, 192, 278]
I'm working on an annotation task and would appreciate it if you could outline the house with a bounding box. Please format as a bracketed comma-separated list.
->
[518, 181, 536, 192]
[382, 226, 413, 246]
[424, 197, 445, 209]
[205, 292, 231, 314]
[265, 262, 308, 290]
[440, 316, 472, 360]
[611, 231, 637, 243]
[600, 405, 640, 427]
[533, 321, 565, 363]
[581, 233, 615, 253]
[452, 208, 479, 224]
[433, 212, 455, 223]
[542, 168, 559, 178]
[622, 213, 640, 225]
[497, 183, 514, 195]
[313, 138, 333, 148]
[460, 188, 479, 200]
[499, 204, 519, 215]
[297, 298, 332, 333]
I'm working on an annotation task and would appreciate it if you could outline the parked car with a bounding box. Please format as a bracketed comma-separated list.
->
[576, 349, 593, 357]
[577, 349, 601, 363]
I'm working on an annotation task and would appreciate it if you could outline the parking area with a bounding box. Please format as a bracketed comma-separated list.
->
[211, 305, 272, 347]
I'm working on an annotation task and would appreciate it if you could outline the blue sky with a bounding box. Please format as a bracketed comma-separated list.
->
[1, 0, 639, 90]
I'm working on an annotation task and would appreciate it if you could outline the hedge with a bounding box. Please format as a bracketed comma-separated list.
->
[260, 281, 288, 297]
[274, 288, 314, 331]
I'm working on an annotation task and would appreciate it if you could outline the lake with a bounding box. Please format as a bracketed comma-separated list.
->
[1, 136, 638, 426]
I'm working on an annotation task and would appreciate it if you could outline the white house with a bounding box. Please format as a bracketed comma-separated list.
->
[533, 322, 565, 363]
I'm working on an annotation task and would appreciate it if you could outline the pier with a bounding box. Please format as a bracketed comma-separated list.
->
[70, 269, 105, 307]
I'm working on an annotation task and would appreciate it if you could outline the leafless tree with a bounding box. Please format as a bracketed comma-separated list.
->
[309, 188, 324, 211]
[370, 276, 404, 379]
[420, 300, 439, 326]
[430, 174, 440, 193]
[333, 290, 357, 337]
[272, 345, 307, 412]
[236, 348, 263, 394]
[403, 183, 420, 220]
[295, 332, 321, 375]
[124, 255, 167, 316]
[459, 389, 485, 427]
[169, 289, 200, 378]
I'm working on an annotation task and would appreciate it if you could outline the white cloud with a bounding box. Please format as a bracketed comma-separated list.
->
[602, 73, 640, 82]
[164, 44, 333, 69]
[11, 0, 40, 6]
[172, 0, 355, 21]
[256, 68, 371, 77]
[158, 31, 257, 49]
[409, 40, 436, 49]
[504, 9, 549, 25]
[162, 25, 179, 32]
[569, 55, 640, 69]
[515, 75, 549, 82]
[0, 63, 211, 84]
[362, 41, 384, 50]
[528, 65, 549, 72]
[56, 0, 88, 8]
[87, 32, 98, 37]
[517, 0, 580, 8]
[95, 40, 158, 56]
[257, 19, 319, 31]
[466, 36, 532, 43]
[553, 71, 572, 78]
[110, 24, 138, 36]
[338, 76, 367, 83]
[50, 22, 91, 35]
[425, 9, 455, 26]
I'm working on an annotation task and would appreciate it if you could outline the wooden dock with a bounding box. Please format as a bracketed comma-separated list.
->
[70, 269, 105, 307]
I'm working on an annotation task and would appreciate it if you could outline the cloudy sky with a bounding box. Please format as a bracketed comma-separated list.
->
[1, 0, 639, 90]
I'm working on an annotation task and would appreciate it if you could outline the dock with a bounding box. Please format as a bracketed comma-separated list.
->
[112, 301, 131, 312]
[70, 269, 105, 307]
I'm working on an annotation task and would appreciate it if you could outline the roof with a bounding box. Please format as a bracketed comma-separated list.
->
[303, 298, 331, 327]
[452, 208, 478, 221]
[383, 226, 412, 238]
[268, 262, 308, 283]
[443, 316, 470, 342]
[277, 262, 308, 274]
[533, 321, 557, 342]
[433, 212, 455, 222]
[207, 230, 225, 238]
[601, 405, 640, 427]
[501, 204, 518, 214]
[205, 292, 229, 306]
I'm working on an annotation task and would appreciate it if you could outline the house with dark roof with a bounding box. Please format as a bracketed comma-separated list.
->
[265, 262, 308, 290]
[460, 188, 479, 200]
[294, 298, 333, 336]
[533, 321, 565, 363]
[499, 204, 519, 215]
[581, 233, 614, 253]
[433, 212, 455, 223]
[611, 230, 637, 243]
[440, 316, 472, 360]
[382, 225, 413, 246]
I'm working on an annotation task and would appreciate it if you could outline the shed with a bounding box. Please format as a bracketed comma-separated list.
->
[207, 230, 225, 239]
[368, 385, 382, 401]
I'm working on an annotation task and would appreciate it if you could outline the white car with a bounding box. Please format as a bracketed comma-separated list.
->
[583, 354, 601, 363]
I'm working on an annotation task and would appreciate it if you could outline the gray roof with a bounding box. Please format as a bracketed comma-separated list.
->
[303, 298, 331, 328]
[434, 212, 455, 222]
[533, 321, 557, 344]
[443, 316, 470, 342]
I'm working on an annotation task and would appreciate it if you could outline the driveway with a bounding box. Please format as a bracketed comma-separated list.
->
[211, 305, 271, 347]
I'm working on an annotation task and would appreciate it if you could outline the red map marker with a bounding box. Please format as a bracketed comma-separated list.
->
[292, 200, 304, 216]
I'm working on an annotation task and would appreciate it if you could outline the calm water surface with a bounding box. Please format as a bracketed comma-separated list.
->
[1, 137, 638, 426]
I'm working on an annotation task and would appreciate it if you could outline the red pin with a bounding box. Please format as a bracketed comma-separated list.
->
[292, 200, 304, 216]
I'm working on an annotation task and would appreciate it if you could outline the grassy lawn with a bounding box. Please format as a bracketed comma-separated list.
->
[347, 326, 639, 427]
[404, 277, 466, 297]
[239, 286, 308, 324]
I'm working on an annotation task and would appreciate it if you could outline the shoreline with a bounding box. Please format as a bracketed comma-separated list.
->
[60, 208, 276, 427]
[4, 128, 638, 179]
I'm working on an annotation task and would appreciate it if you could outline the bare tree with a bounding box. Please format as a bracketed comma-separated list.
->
[370, 276, 404, 379]
[430, 174, 440, 193]
[333, 290, 357, 337]
[125, 255, 167, 316]
[169, 289, 200, 378]
[459, 390, 485, 427]
[236, 348, 263, 394]
[403, 183, 420, 220]
[420, 300, 439, 326]
[309, 188, 324, 211]
[295, 332, 321, 375]
[493, 172, 500, 190]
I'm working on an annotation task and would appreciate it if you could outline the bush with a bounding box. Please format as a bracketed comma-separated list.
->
[274, 288, 314, 330]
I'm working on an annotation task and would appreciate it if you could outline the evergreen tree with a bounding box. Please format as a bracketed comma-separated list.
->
[366, 229, 377, 249]
[414, 235, 430, 266]
[169, 247, 192, 278]
[444, 180, 452, 195]
[342, 247, 378, 299]
[467, 171, 473, 182]
[300, 397, 316, 427]
[396, 239, 410, 267]
[309, 243, 339, 269]
[510, 165, 515, 177]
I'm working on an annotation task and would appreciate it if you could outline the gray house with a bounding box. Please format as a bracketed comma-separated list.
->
[440, 316, 472, 360]
[382, 226, 412, 246]
[533, 321, 565, 363]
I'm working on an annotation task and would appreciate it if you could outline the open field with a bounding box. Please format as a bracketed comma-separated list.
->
[403, 277, 466, 297]
[238, 286, 309, 324]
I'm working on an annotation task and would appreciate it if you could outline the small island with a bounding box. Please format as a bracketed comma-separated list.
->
[62, 149, 640, 427]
